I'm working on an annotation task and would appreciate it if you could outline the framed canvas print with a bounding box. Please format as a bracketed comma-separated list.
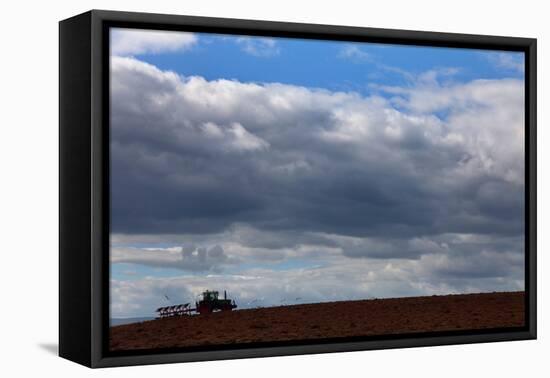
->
[59, 10, 537, 368]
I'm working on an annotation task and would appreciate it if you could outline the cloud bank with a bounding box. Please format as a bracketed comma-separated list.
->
[111, 29, 197, 56]
[111, 56, 524, 237]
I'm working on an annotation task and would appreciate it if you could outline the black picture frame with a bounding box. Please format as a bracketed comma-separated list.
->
[59, 9, 537, 368]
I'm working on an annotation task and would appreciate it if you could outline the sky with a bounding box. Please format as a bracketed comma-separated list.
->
[109, 28, 525, 319]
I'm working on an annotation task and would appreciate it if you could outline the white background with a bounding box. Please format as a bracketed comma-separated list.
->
[0, 0, 546, 376]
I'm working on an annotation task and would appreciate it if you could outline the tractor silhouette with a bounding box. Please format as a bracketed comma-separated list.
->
[196, 290, 237, 314]
[156, 290, 237, 318]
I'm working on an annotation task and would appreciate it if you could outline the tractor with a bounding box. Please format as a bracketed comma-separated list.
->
[156, 289, 237, 318]
[196, 290, 237, 314]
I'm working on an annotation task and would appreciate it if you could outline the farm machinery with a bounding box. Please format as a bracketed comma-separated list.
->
[156, 290, 237, 318]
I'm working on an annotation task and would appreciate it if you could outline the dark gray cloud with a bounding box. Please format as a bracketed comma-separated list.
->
[110, 57, 524, 246]
[112, 244, 236, 272]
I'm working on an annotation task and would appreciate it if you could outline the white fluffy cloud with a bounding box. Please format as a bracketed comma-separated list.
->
[201, 121, 270, 152]
[111, 28, 197, 56]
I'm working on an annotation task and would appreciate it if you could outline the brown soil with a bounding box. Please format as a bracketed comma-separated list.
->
[109, 291, 525, 351]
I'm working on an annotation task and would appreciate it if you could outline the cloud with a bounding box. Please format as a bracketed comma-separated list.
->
[339, 44, 373, 63]
[378, 77, 525, 187]
[201, 122, 270, 152]
[331, 234, 449, 259]
[340, 44, 462, 86]
[112, 244, 235, 272]
[110, 56, 524, 242]
[486, 52, 525, 73]
[111, 224, 341, 267]
[235, 37, 280, 57]
[110, 241, 524, 317]
[110, 225, 524, 317]
[111, 28, 197, 56]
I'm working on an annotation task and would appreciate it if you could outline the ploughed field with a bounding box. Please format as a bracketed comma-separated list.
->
[110, 291, 524, 351]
